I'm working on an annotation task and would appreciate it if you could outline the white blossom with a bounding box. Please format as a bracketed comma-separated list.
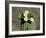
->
[24, 10, 29, 21]
[30, 17, 34, 22]
[24, 17, 28, 21]
[24, 10, 29, 17]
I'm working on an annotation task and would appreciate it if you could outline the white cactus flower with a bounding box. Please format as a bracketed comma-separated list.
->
[24, 17, 28, 21]
[23, 10, 29, 21]
[24, 10, 29, 17]
[30, 17, 34, 22]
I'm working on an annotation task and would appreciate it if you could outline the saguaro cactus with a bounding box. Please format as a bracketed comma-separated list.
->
[16, 10, 35, 30]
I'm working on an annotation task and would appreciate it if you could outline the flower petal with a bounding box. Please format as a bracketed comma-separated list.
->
[30, 17, 34, 22]
[24, 18, 28, 21]
[24, 10, 29, 17]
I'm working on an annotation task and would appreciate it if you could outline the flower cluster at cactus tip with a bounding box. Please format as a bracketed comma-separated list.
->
[23, 10, 34, 22]
[24, 10, 29, 21]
